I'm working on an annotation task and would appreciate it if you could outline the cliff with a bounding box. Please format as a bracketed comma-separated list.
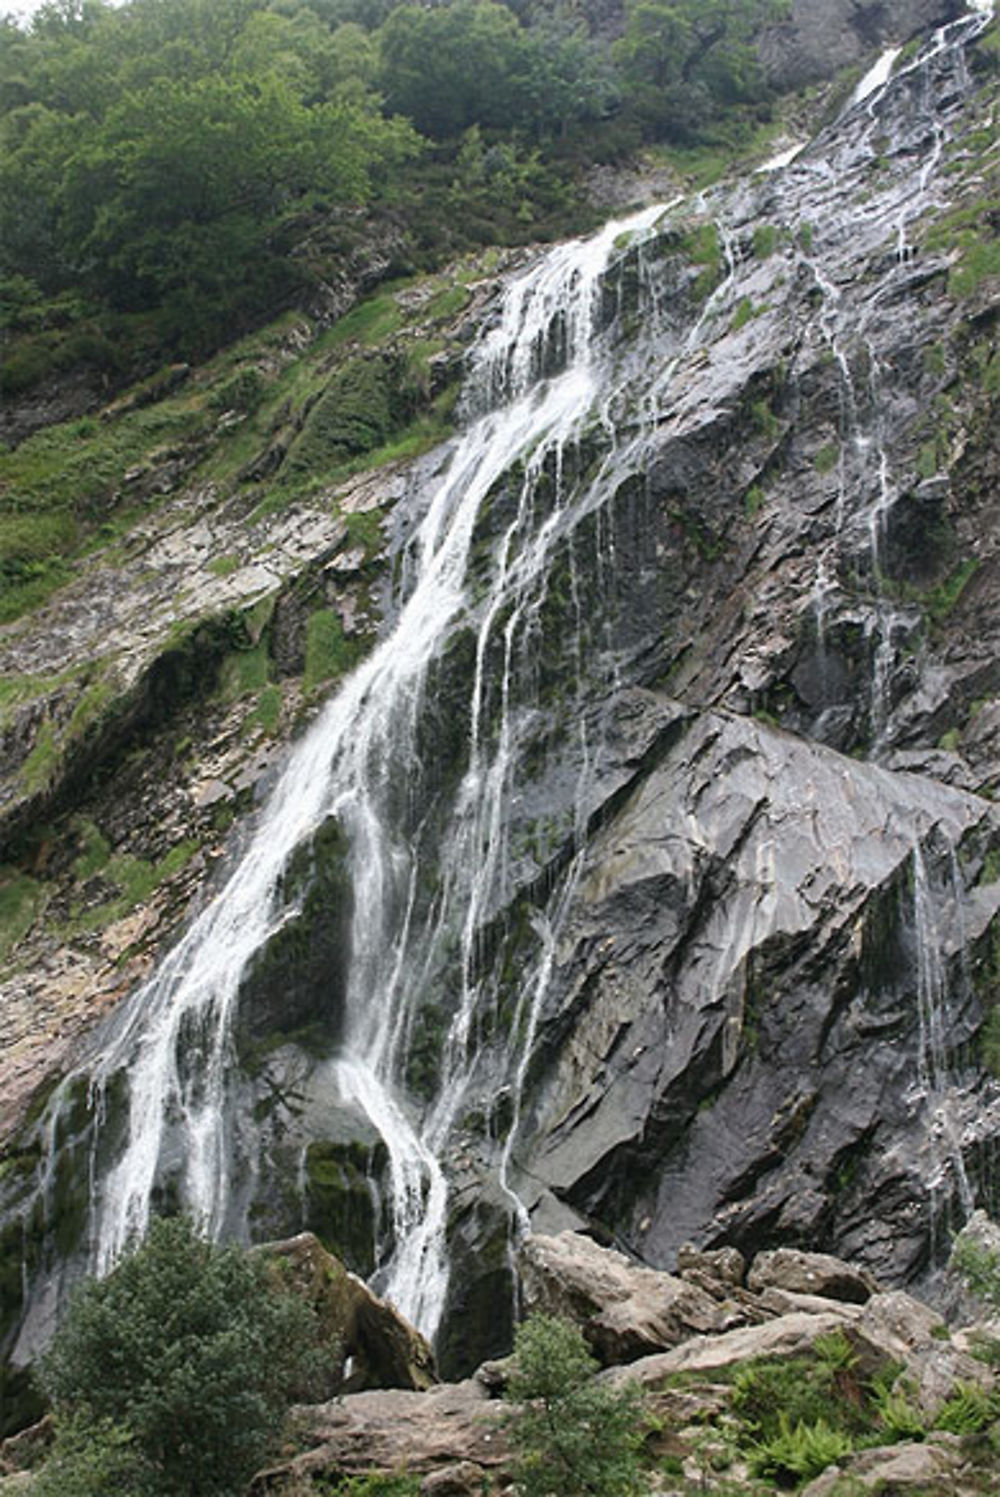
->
[1, 1, 999, 1428]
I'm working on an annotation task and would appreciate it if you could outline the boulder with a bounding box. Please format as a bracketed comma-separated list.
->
[676, 1243, 746, 1288]
[600, 1309, 863, 1389]
[802, 1436, 962, 1494]
[858, 1290, 992, 1415]
[747, 1248, 879, 1304]
[517, 1232, 736, 1365]
[255, 1233, 436, 1393]
[248, 1380, 506, 1493]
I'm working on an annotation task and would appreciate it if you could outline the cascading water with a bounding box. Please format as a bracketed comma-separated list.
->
[13, 4, 998, 1369]
[80, 202, 666, 1339]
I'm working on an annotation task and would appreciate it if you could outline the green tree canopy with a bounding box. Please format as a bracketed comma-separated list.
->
[37, 1216, 331, 1497]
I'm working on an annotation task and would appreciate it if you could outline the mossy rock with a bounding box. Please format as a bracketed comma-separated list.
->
[436, 1189, 516, 1380]
[303, 1137, 387, 1276]
[234, 817, 353, 1063]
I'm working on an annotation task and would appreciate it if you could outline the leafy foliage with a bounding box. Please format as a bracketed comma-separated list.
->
[0, 0, 791, 397]
[37, 1215, 332, 1497]
[503, 1313, 645, 1497]
[748, 1413, 853, 1483]
[951, 1233, 1000, 1312]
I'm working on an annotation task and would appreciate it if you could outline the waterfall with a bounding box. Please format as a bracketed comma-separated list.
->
[82, 202, 665, 1339]
[14, 4, 995, 1361]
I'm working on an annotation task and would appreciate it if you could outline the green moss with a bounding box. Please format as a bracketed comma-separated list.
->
[752, 399, 781, 441]
[70, 839, 199, 933]
[251, 684, 283, 736]
[744, 485, 765, 517]
[303, 610, 355, 694]
[678, 221, 723, 299]
[0, 868, 46, 962]
[424, 282, 471, 322]
[814, 442, 839, 474]
[327, 289, 407, 348]
[343, 509, 385, 559]
[19, 719, 58, 795]
[926, 558, 979, 621]
[73, 818, 113, 879]
[923, 342, 947, 377]
[219, 641, 271, 703]
[731, 297, 755, 331]
[798, 222, 814, 252]
[917, 442, 939, 479]
[303, 1139, 381, 1275]
[66, 677, 114, 742]
[752, 224, 779, 259]
[207, 553, 241, 578]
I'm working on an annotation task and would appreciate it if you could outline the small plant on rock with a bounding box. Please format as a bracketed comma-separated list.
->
[748, 1413, 853, 1484]
[504, 1313, 646, 1497]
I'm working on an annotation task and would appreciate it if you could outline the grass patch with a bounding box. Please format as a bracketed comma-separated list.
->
[303, 610, 354, 694]
[70, 839, 200, 933]
[752, 224, 780, 258]
[20, 720, 59, 795]
[207, 554, 241, 578]
[250, 684, 283, 736]
[814, 442, 839, 474]
[0, 869, 47, 963]
[219, 642, 271, 703]
[322, 287, 408, 350]
[926, 558, 979, 621]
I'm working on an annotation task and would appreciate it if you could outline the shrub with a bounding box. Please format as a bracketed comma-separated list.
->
[951, 1233, 1000, 1312]
[37, 1216, 332, 1497]
[748, 1413, 853, 1483]
[503, 1313, 645, 1497]
[31, 1415, 156, 1497]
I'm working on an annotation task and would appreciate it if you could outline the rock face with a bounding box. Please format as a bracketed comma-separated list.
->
[747, 1248, 879, 1303]
[517, 1231, 735, 1363]
[758, 0, 964, 91]
[1, 5, 1000, 1408]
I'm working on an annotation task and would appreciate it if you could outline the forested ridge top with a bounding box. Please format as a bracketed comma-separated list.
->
[0, 0, 818, 402]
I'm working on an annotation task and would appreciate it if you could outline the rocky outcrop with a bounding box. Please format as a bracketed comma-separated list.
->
[759, 0, 964, 91]
[510, 705, 1000, 1281]
[517, 1231, 736, 1363]
[254, 1233, 437, 1394]
[747, 1247, 879, 1303]
[249, 1380, 507, 1495]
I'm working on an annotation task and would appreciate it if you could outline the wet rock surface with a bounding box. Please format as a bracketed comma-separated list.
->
[1, 2, 999, 1413]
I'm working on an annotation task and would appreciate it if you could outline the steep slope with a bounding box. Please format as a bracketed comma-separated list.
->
[2, 5, 999, 1417]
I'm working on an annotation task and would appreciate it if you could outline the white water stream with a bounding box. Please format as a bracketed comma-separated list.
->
[52, 4, 993, 1347]
[88, 204, 665, 1336]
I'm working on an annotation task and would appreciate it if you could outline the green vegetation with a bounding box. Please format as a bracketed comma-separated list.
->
[951, 1234, 1000, 1314]
[69, 839, 199, 932]
[0, 0, 789, 407]
[0, 867, 47, 963]
[814, 442, 839, 474]
[753, 224, 779, 258]
[304, 608, 355, 693]
[35, 1215, 331, 1497]
[504, 1314, 645, 1497]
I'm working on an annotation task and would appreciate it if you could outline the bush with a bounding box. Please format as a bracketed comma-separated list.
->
[503, 1313, 645, 1497]
[748, 1414, 853, 1484]
[37, 1216, 332, 1497]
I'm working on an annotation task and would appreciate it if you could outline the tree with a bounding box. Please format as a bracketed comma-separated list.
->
[614, 0, 778, 143]
[504, 1314, 646, 1497]
[37, 1216, 331, 1497]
